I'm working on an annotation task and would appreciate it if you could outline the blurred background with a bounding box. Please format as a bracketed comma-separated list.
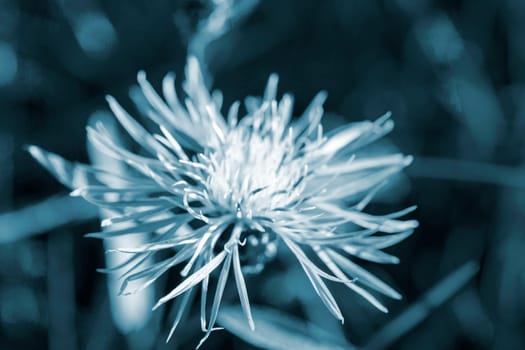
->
[0, 0, 524, 349]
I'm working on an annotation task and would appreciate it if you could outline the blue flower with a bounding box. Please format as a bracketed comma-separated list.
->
[29, 57, 418, 347]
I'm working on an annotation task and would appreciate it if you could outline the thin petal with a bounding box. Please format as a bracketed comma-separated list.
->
[300, 257, 344, 322]
[120, 246, 195, 295]
[86, 217, 177, 239]
[106, 95, 174, 161]
[233, 244, 255, 330]
[27, 145, 94, 189]
[316, 249, 388, 313]
[166, 288, 195, 342]
[153, 251, 227, 310]
[197, 252, 232, 349]
[328, 249, 402, 300]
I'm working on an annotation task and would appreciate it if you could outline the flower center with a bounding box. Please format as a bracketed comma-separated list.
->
[206, 128, 304, 218]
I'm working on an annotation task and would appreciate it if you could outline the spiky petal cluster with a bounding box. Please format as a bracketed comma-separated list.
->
[30, 57, 418, 346]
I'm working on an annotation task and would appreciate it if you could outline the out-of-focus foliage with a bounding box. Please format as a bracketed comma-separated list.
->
[0, 0, 524, 349]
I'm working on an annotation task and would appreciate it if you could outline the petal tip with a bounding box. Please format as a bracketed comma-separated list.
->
[137, 70, 146, 82]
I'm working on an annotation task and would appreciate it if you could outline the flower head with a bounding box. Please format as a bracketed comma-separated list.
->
[30, 57, 418, 346]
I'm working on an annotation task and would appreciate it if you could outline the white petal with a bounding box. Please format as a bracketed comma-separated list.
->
[197, 252, 232, 348]
[153, 251, 227, 310]
[233, 244, 255, 330]
[28, 145, 94, 189]
[316, 249, 388, 312]
[328, 249, 401, 299]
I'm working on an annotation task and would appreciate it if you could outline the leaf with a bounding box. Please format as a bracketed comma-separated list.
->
[219, 305, 353, 350]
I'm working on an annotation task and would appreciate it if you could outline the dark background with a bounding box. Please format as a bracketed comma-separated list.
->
[1, 0, 524, 349]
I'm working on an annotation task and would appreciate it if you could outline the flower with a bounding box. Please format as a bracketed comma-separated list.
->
[29, 57, 418, 347]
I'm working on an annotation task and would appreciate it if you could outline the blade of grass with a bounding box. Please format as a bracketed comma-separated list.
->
[365, 261, 479, 350]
